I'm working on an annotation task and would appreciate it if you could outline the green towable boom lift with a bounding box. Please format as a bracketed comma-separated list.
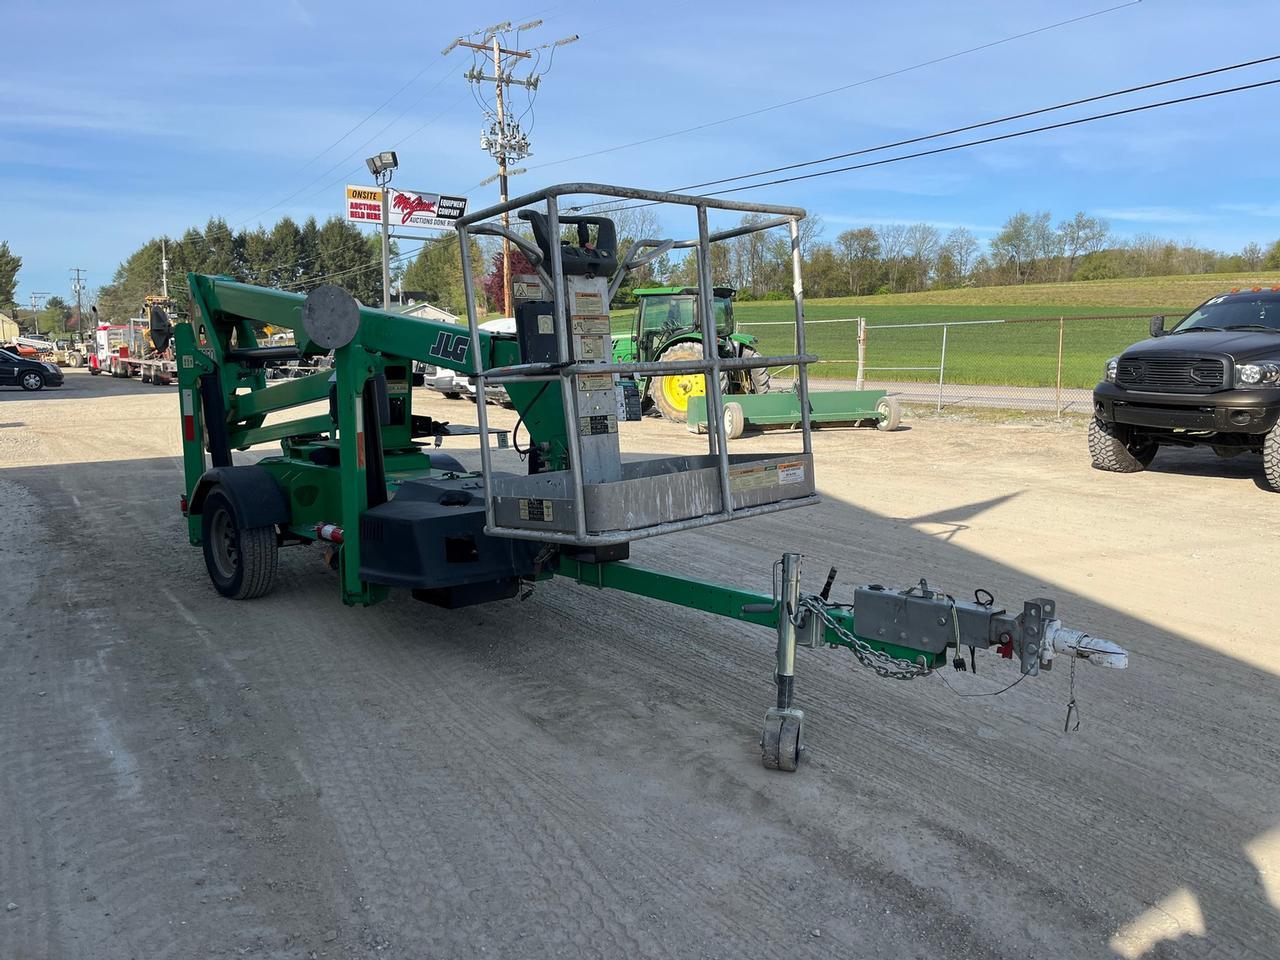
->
[174, 182, 1126, 771]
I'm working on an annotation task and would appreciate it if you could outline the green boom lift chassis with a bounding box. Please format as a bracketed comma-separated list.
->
[175, 182, 1126, 771]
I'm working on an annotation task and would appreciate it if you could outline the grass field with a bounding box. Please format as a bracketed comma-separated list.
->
[611, 271, 1280, 388]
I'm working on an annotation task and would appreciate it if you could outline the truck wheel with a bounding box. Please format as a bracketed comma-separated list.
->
[1264, 424, 1280, 492]
[875, 396, 901, 432]
[20, 371, 44, 392]
[200, 489, 278, 600]
[1089, 417, 1156, 473]
[740, 347, 771, 395]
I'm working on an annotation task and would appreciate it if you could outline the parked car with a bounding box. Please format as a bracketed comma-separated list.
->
[0, 347, 65, 391]
[1090, 287, 1280, 490]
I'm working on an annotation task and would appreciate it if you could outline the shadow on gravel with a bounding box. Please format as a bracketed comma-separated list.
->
[896, 491, 1024, 540]
[1142, 446, 1274, 493]
[2, 453, 1277, 960]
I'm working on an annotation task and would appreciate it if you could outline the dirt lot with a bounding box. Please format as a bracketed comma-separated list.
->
[2, 370, 1278, 960]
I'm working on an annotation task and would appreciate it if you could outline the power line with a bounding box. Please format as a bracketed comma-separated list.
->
[700, 76, 1280, 199]
[222, 3, 568, 226]
[526, 0, 1144, 173]
[670, 54, 1280, 196]
[569, 53, 1280, 213]
[222, 56, 451, 224]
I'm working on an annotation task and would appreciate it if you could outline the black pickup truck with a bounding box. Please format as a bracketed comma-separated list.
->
[1090, 288, 1280, 491]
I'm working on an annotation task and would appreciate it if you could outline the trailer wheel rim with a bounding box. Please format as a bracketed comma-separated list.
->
[659, 371, 706, 413]
[209, 507, 240, 581]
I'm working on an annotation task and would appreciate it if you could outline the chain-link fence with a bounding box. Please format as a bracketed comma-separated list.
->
[743, 314, 1160, 416]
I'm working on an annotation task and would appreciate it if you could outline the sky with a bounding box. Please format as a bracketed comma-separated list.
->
[3, 0, 1280, 308]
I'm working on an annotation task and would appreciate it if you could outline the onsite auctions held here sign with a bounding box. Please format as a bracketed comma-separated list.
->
[345, 185, 468, 230]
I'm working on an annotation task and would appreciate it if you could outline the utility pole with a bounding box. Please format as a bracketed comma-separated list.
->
[70, 268, 87, 339]
[446, 22, 577, 314]
[160, 239, 169, 298]
[29, 291, 50, 335]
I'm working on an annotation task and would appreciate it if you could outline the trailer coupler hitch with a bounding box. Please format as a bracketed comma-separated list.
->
[750, 554, 1129, 771]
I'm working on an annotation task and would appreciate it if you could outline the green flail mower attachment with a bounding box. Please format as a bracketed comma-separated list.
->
[173, 181, 1126, 772]
[687, 388, 902, 440]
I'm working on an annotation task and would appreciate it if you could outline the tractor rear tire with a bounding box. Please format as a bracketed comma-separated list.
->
[1263, 423, 1280, 492]
[68, 353, 83, 368]
[1089, 417, 1156, 473]
[652, 341, 715, 423]
[201, 488, 279, 600]
[740, 347, 771, 395]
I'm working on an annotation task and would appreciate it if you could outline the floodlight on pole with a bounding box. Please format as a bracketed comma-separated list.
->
[365, 151, 399, 309]
[365, 151, 399, 177]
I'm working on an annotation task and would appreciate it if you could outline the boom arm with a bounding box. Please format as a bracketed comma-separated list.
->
[176, 274, 570, 605]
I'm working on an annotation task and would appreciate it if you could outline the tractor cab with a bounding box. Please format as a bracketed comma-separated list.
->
[614, 286, 770, 422]
[635, 286, 736, 350]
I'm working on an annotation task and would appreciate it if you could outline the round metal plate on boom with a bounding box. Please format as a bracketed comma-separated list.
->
[302, 285, 361, 349]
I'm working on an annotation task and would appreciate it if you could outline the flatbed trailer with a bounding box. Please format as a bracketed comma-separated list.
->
[90, 312, 178, 384]
[174, 182, 1127, 772]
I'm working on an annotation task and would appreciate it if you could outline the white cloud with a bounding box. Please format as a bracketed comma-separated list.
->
[821, 213, 999, 234]
[1094, 206, 1210, 224]
[1218, 202, 1280, 218]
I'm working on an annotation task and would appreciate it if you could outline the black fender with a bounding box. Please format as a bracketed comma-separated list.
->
[188, 466, 291, 529]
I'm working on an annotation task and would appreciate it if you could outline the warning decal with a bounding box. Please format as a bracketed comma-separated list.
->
[777, 460, 806, 485]
[571, 316, 610, 335]
[577, 373, 614, 392]
[572, 291, 604, 316]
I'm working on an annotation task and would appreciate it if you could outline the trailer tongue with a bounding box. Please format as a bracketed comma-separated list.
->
[175, 182, 1127, 771]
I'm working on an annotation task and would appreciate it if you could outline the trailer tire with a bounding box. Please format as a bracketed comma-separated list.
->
[875, 396, 901, 431]
[723, 401, 745, 440]
[201, 488, 278, 600]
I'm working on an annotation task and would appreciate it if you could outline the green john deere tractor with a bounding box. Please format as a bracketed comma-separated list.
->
[610, 286, 770, 421]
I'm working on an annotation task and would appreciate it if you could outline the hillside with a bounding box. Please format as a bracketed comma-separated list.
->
[811, 271, 1280, 311]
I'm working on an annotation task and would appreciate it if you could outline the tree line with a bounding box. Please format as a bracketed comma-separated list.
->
[90, 216, 398, 324]
[661, 211, 1280, 300]
[13, 204, 1280, 336]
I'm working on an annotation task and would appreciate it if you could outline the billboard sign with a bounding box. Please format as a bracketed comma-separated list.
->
[345, 185, 468, 231]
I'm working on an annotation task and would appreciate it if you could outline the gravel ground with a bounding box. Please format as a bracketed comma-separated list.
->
[1, 368, 1278, 959]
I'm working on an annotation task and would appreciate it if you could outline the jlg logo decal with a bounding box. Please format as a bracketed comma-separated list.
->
[430, 330, 469, 365]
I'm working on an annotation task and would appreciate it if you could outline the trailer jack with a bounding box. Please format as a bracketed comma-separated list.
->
[556, 551, 1128, 772]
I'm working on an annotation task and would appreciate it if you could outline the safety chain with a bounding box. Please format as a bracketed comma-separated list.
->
[798, 596, 933, 681]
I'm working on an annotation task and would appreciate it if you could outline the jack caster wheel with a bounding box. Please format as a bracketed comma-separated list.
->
[761, 707, 804, 772]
